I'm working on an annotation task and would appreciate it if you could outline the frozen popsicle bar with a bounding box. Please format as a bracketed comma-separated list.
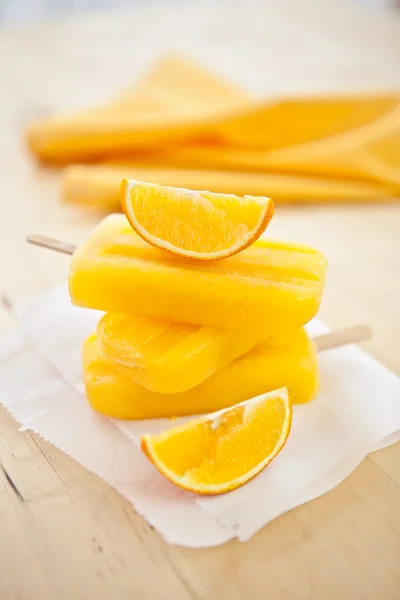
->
[97, 312, 265, 394]
[83, 327, 318, 420]
[69, 214, 327, 335]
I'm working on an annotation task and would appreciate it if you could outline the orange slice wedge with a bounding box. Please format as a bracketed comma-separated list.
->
[141, 387, 291, 494]
[121, 179, 274, 260]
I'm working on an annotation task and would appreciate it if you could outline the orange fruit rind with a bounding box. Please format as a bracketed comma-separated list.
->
[141, 387, 291, 495]
[121, 178, 274, 260]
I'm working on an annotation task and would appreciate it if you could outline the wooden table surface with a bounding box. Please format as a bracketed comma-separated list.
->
[1, 1, 400, 598]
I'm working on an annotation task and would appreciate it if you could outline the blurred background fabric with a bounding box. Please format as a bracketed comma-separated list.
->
[0, 0, 398, 25]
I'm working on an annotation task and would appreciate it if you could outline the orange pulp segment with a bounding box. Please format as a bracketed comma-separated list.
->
[141, 387, 291, 494]
[121, 179, 274, 260]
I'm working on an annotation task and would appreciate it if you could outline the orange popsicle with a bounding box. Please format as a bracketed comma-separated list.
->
[69, 214, 327, 335]
[83, 328, 318, 420]
[97, 312, 266, 394]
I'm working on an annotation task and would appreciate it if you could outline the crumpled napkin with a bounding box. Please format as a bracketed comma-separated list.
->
[1, 284, 400, 547]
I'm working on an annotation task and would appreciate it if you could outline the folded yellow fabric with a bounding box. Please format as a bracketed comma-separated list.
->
[62, 164, 397, 208]
[27, 53, 400, 200]
[26, 55, 252, 163]
[236, 102, 400, 190]
[120, 123, 400, 191]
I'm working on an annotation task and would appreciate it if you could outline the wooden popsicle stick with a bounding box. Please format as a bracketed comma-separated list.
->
[312, 324, 372, 352]
[26, 233, 373, 352]
[26, 234, 76, 255]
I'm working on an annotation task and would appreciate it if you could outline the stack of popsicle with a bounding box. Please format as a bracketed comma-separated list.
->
[68, 188, 327, 420]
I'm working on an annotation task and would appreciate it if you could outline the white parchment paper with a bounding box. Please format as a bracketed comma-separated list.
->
[1, 285, 399, 547]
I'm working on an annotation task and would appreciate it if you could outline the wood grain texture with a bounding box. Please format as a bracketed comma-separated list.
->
[0, 1, 400, 598]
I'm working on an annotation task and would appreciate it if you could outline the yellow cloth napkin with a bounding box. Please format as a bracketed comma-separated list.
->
[27, 54, 400, 203]
[62, 164, 395, 208]
[27, 55, 251, 163]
